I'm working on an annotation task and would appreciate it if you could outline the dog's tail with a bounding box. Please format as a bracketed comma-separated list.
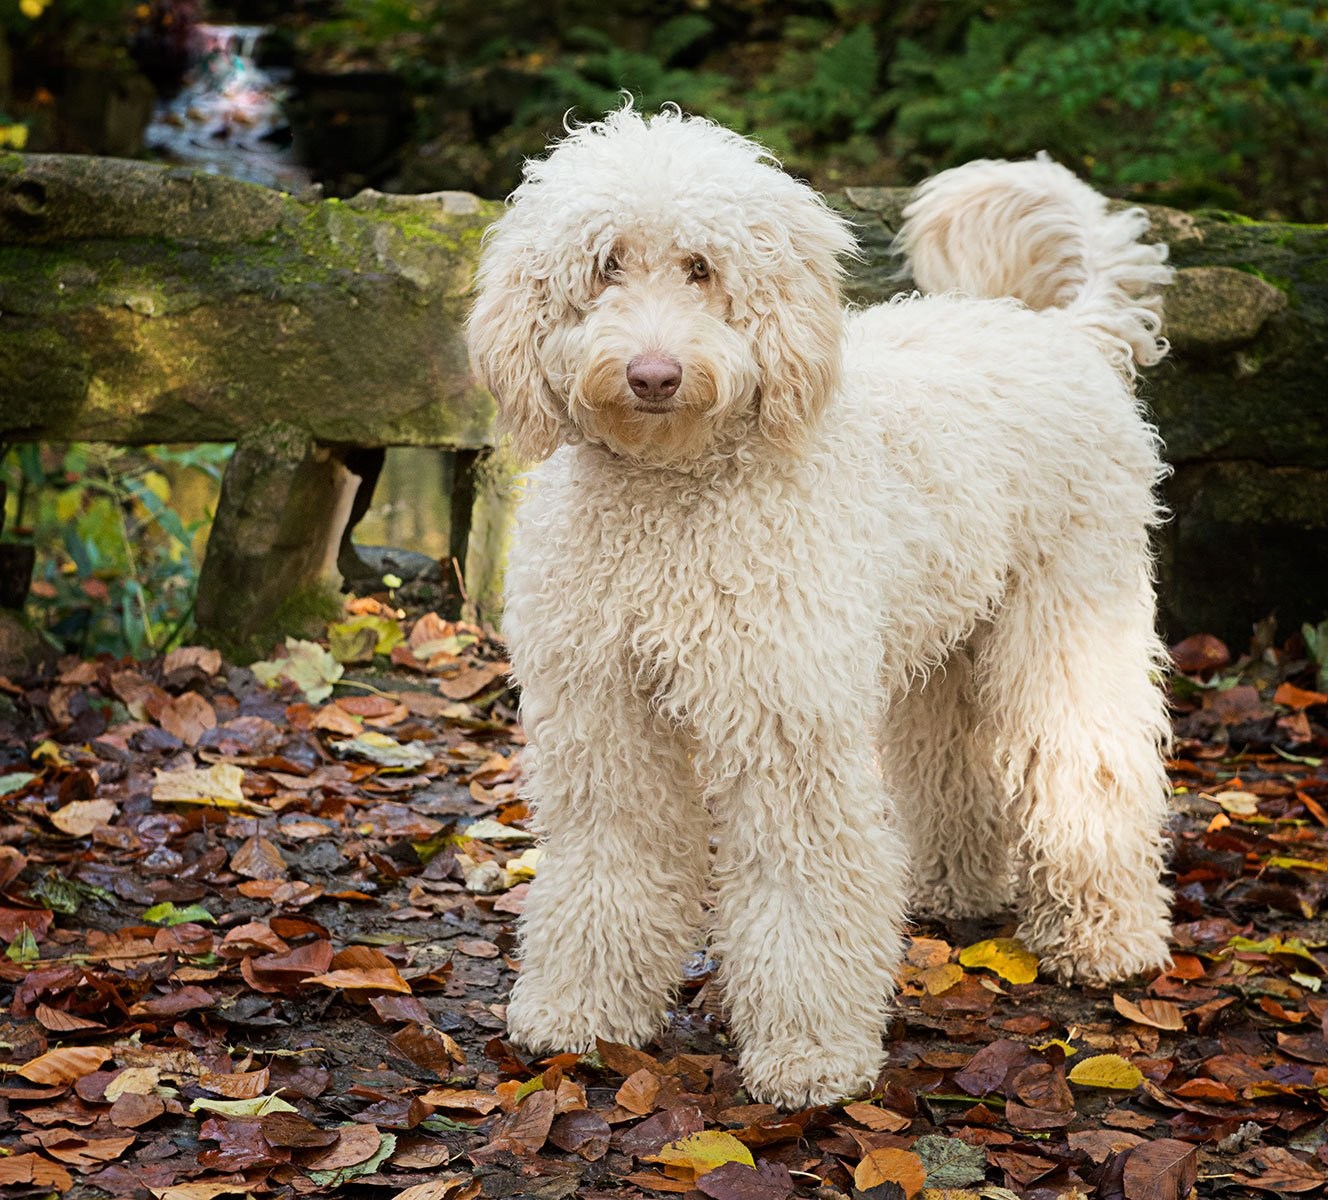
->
[896, 153, 1173, 375]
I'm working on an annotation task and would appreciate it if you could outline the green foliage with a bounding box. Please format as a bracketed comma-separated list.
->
[1304, 621, 1328, 693]
[888, 0, 1328, 218]
[529, 18, 738, 125]
[1, 443, 230, 659]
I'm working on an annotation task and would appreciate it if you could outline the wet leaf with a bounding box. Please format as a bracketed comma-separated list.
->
[913, 1133, 988, 1187]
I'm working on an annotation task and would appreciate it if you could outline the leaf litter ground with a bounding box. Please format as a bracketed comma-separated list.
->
[2, 610, 1328, 1200]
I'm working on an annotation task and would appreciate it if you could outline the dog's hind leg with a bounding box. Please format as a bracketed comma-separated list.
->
[505, 686, 709, 1054]
[978, 559, 1173, 984]
[883, 641, 1013, 920]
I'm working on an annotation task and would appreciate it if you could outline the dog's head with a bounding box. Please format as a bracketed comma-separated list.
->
[467, 105, 857, 466]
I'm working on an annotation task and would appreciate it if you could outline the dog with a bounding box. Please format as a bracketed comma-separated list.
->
[467, 104, 1175, 1108]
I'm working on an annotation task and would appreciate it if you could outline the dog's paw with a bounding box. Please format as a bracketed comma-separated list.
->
[739, 1045, 882, 1110]
[1022, 923, 1172, 985]
[506, 980, 661, 1055]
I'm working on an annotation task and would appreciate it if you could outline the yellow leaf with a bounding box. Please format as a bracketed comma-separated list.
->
[190, 1093, 299, 1117]
[854, 1147, 927, 1196]
[957, 937, 1038, 985]
[1030, 1038, 1079, 1057]
[645, 1130, 754, 1181]
[1067, 1053, 1144, 1090]
[32, 740, 71, 769]
[919, 962, 965, 995]
[152, 764, 269, 815]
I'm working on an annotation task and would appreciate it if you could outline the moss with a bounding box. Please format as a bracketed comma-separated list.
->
[204, 581, 343, 665]
[1235, 263, 1292, 291]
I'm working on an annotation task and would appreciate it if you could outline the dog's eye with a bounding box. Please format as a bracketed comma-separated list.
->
[687, 256, 711, 283]
[599, 253, 621, 283]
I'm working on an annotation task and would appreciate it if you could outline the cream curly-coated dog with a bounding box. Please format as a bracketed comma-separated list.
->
[467, 105, 1175, 1108]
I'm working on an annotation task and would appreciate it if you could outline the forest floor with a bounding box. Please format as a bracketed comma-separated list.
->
[2, 609, 1328, 1200]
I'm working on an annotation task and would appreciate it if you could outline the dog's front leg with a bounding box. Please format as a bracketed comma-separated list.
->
[707, 725, 908, 1109]
[505, 690, 708, 1055]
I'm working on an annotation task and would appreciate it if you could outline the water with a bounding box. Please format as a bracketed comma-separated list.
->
[145, 23, 311, 191]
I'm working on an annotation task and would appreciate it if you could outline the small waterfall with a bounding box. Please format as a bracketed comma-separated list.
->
[146, 23, 310, 190]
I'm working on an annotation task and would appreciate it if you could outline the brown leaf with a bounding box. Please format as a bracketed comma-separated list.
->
[35, 1004, 106, 1034]
[453, 938, 500, 958]
[298, 1123, 383, 1170]
[1068, 1128, 1149, 1164]
[1231, 1146, 1327, 1193]
[1274, 682, 1328, 710]
[841, 1102, 911, 1133]
[437, 661, 509, 700]
[199, 1069, 270, 1100]
[953, 1038, 1036, 1096]
[109, 1092, 167, 1129]
[306, 966, 411, 993]
[259, 1111, 340, 1148]
[1114, 994, 1185, 1031]
[50, 799, 116, 837]
[157, 692, 217, 745]
[1170, 633, 1230, 674]
[616, 1105, 706, 1158]
[616, 1068, 662, 1116]
[390, 1022, 466, 1071]
[0, 1153, 73, 1190]
[547, 1110, 611, 1161]
[419, 1087, 501, 1114]
[597, 1039, 663, 1079]
[37, 1133, 136, 1168]
[1122, 1138, 1199, 1200]
[0, 906, 53, 943]
[484, 1088, 556, 1156]
[163, 646, 223, 675]
[230, 835, 287, 881]
[697, 1161, 796, 1200]
[130, 986, 215, 1017]
[17, 1046, 112, 1084]
[854, 1148, 927, 1197]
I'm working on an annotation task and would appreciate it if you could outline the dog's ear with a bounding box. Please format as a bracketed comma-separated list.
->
[748, 189, 856, 451]
[467, 216, 565, 463]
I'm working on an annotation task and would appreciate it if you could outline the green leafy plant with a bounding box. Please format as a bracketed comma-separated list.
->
[888, 0, 1328, 218]
[1, 443, 230, 658]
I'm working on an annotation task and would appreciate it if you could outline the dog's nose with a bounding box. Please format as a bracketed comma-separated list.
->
[626, 355, 682, 401]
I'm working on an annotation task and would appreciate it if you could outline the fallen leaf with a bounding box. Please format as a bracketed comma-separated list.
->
[49, 798, 116, 836]
[1122, 1138, 1198, 1200]
[1114, 995, 1185, 1031]
[958, 937, 1038, 984]
[647, 1130, 755, 1182]
[853, 1147, 927, 1197]
[0, 1152, 73, 1190]
[1068, 1054, 1144, 1090]
[152, 764, 267, 814]
[16, 1046, 112, 1084]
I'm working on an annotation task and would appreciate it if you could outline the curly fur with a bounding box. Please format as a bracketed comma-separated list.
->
[468, 104, 1175, 1109]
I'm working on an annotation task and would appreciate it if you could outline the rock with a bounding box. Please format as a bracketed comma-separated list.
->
[1163, 266, 1288, 353]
